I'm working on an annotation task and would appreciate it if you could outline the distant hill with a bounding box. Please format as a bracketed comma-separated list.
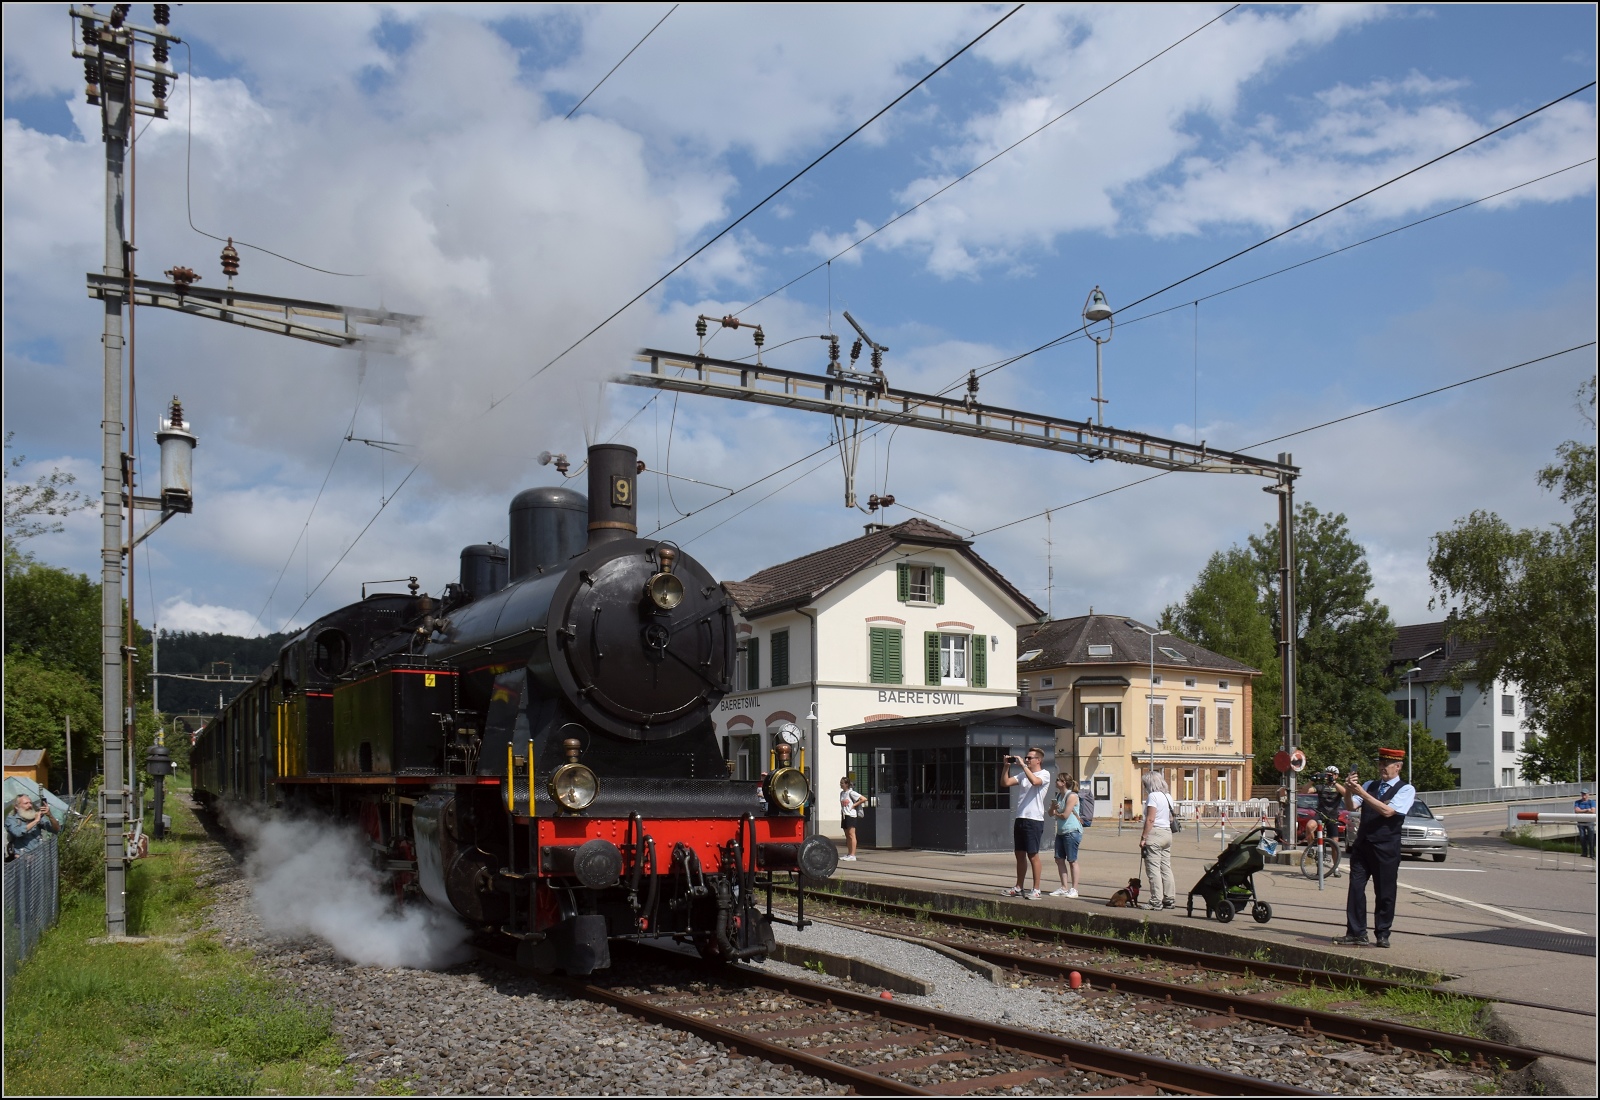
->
[155, 629, 292, 723]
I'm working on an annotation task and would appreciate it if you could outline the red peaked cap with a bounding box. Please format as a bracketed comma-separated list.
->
[1377, 747, 1406, 761]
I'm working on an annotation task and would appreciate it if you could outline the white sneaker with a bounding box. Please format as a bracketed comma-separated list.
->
[1027, 889, 1043, 900]
[1049, 888, 1070, 896]
[839, 855, 856, 861]
[1066, 888, 1078, 898]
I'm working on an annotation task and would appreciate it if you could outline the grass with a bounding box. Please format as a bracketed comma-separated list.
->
[1279, 981, 1489, 1038]
[3, 795, 347, 1096]
[1504, 826, 1585, 855]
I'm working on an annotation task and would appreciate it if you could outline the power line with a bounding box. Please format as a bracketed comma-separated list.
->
[727, 4, 1239, 319]
[948, 80, 1598, 394]
[488, 4, 1025, 411]
[182, 43, 365, 278]
[616, 159, 1600, 549]
[971, 340, 1598, 538]
[247, 360, 371, 636]
[566, 4, 679, 120]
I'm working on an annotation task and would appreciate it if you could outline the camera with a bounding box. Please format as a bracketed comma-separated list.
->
[1004, 755, 1019, 764]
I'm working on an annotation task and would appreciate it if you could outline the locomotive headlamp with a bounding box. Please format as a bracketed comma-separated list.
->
[549, 737, 599, 812]
[766, 766, 809, 812]
[645, 544, 684, 610]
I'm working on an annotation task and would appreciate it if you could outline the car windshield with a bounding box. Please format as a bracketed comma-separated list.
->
[1408, 801, 1434, 819]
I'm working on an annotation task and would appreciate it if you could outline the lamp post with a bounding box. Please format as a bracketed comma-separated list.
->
[1082, 286, 1113, 425]
[1126, 622, 1167, 777]
[1403, 665, 1422, 785]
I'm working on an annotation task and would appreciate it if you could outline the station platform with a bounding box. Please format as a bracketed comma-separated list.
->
[826, 804, 1596, 1094]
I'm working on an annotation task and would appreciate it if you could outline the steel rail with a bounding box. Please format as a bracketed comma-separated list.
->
[730, 965, 1315, 1096]
[784, 884, 1598, 1018]
[558, 961, 1314, 1096]
[952, 940, 1592, 1069]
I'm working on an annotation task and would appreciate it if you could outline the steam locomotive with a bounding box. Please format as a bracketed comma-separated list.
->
[192, 444, 838, 974]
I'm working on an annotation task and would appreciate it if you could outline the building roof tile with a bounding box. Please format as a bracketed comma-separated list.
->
[725, 519, 1042, 620]
[1017, 614, 1259, 676]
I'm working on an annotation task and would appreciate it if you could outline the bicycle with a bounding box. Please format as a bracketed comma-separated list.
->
[1299, 817, 1341, 880]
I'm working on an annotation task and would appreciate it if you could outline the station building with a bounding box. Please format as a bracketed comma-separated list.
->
[1017, 615, 1259, 820]
[719, 519, 1043, 835]
[1387, 621, 1528, 790]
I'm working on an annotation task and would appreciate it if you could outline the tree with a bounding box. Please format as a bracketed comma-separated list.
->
[1429, 380, 1597, 774]
[3, 432, 94, 554]
[4, 551, 102, 682]
[1165, 502, 1407, 783]
[2, 653, 99, 791]
[1517, 733, 1580, 784]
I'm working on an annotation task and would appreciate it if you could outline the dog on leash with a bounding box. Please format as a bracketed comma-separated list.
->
[1106, 878, 1142, 908]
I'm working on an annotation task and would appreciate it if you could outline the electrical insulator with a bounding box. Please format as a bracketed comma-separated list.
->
[83, 20, 100, 46]
[154, 3, 171, 25]
[752, 327, 764, 349]
[110, 5, 129, 29]
[871, 347, 883, 372]
[85, 59, 100, 87]
[850, 339, 862, 365]
[152, 74, 168, 100]
[828, 335, 840, 369]
[695, 316, 707, 339]
[220, 238, 240, 281]
[154, 38, 169, 63]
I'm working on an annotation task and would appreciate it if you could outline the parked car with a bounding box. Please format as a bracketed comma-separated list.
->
[1401, 800, 1449, 862]
[1295, 793, 1348, 843]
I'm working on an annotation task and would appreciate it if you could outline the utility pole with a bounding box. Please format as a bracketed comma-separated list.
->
[74, 2, 180, 937]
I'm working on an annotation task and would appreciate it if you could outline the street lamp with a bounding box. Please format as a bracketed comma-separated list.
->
[1403, 666, 1422, 785]
[1403, 647, 1441, 786]
[1126, 621, 1167, 776]
[1082, 286, 1113, 425]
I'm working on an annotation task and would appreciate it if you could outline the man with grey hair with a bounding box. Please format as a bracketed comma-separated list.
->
[1138, 771, 1179, 910]
[5, 793, 59, 856]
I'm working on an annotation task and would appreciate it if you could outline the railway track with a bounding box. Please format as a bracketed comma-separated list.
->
[557, 951, 1316, 1096]
[787, 884, 1597, 1022]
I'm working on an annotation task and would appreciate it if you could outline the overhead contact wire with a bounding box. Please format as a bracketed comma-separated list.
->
[490, 4, 1026, 410]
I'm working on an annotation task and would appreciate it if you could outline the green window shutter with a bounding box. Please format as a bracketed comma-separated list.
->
[925, 632, 941, 686]
[971, 634, 987, 688]
[771, 629, 790, 687]
[887, 629, 903, 684]
[746, 638, 759, 691]
[933, 566, 946, 604]
[897, 563, 910, 602]
[869, 628, 887, 684]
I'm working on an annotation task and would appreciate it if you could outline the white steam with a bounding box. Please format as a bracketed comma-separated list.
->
[228, 808, 470, 970]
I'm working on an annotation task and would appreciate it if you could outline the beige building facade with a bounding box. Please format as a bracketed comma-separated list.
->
[1018, 615, 1258, 820]
[720, 520, 1042, 835]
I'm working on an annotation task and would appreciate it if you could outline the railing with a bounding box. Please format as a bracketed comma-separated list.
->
[1416, 782, 1586, 808]
[3, 832, 60, 1006]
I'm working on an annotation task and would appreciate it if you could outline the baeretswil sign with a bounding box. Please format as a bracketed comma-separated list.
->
[719, 695, 761, 711]
[876, 690, 965, 705]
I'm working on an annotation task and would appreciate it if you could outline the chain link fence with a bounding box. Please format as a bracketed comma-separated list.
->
[3, 831, 61, 1006]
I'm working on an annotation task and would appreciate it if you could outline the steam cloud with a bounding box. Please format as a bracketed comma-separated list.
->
[228, 807, 470, 970]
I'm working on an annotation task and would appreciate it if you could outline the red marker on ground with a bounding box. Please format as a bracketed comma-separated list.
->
[1069, 971, 1082, 990]
[880, 990, 893, 1000]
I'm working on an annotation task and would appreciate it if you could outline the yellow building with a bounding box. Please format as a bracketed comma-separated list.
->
[1017, 615, 1259, 820]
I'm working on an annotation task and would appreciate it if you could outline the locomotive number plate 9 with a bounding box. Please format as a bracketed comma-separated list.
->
[611, 475, 633, 508]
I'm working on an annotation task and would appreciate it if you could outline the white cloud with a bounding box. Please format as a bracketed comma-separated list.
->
[156, 598, 264, 636]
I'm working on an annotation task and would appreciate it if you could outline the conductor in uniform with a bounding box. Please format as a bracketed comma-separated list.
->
[1333, 747, 1413, 948]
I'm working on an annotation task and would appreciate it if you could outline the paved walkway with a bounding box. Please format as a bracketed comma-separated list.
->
[830, 802, 1596, 1093]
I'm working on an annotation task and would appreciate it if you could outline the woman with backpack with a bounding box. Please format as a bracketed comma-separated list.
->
[1138, 770, 1179, 910]
[1048, 773, 1082, 897]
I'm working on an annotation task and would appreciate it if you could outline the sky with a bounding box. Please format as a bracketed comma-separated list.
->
[3, 2, 1596, 644]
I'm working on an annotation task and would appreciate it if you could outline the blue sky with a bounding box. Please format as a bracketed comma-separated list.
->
[3, 3, 1595, 640]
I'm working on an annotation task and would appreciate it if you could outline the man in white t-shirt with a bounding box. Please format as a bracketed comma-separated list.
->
[1000, 747, 1050, 900]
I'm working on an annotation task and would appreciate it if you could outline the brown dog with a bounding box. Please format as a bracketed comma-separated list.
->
[1106, 878, 1142, 908]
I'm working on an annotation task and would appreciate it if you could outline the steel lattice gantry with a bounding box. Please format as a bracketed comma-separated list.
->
[617, 347, 1304, 835]
[624, 349, 1294, 477]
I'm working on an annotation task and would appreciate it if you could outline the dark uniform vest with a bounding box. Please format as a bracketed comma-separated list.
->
[1354, 778, 1407, 854]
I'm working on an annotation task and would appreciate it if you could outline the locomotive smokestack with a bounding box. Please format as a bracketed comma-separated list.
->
[586, 443, 638, 548]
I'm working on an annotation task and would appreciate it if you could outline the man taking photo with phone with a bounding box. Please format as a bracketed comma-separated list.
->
[1000, 748, 1050, 900]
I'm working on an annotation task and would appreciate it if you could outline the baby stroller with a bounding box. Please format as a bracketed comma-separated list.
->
[1186, 825, 1281, 924]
